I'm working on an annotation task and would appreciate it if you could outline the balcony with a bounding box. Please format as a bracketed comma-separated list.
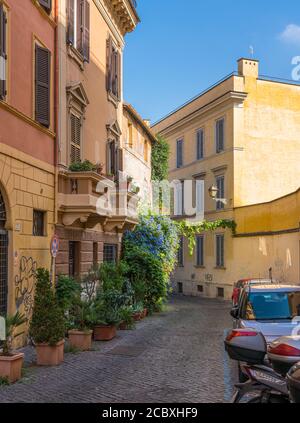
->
[106, 0, 140, 35]
[58, 169, 139, 232]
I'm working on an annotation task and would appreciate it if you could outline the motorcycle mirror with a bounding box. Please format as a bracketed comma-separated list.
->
[230, 307, 239, 319]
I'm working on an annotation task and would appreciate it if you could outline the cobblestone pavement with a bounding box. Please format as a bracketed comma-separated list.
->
[0, 295, 237, 403]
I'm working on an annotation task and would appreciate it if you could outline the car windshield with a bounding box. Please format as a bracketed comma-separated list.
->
[245, 291, 300, 320]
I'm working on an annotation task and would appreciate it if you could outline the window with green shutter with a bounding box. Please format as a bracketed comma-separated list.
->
[35, 45, 51, 127]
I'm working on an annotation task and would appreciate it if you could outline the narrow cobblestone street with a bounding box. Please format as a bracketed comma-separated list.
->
[0, 296, 237, 403]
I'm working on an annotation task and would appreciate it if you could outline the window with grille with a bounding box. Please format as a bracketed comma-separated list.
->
[216, 175, 225, 210]
[196, 129, 204, 160]
[103, 244, 117, 263]
[217, 287, 225, 298]
[69, 241, 80, 277]
[216, 234, 225, 268]
[33, 210, 45, 237]
[196, 235, 204, 267]
[70, 113, 81, 164]
[216, 118, 225, 153]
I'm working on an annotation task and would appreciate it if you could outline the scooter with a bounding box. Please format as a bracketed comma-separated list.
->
[225, 329, 300, 403]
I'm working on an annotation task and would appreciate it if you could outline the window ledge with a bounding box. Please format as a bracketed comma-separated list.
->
[215, 267, 227, 270]
[194, 265, 205, 269]
[67, 44, 85, 71]
[31, 0, 56, 27]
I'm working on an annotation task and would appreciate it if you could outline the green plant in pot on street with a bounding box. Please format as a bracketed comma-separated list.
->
[0, 312, 27, 383]
[92, 291, 122, 341]
[118, 306, 135, 330]
[68, 297, 94, 351]
[30, 268, 66, 366]
[132, 302, 144, 321]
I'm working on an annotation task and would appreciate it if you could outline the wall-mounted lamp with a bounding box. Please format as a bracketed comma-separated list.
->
[208, 185, 218, 199]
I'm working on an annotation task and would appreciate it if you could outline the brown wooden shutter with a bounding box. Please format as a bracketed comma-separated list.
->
[39, 0, 52, 13]
[35, 45, 51, 127]
[70, 114, 81, 163]
[106, 36, 112, 92]
[67, 0, 75, 45]
[77, 0, 84, 54]
[82, 0, 90, 62]
[0, 5, 7, 100]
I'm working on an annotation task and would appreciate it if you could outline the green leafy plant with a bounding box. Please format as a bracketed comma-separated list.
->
[151, 135, 170, 182]
[30, 268, 65, 346]
[56, 275, 80, 314]
[69, 298, 94, 332]
[0, 312, 27, 356]
[119, 306, 135, 329]
[132, 302, 144, 314]
[69, 160, 97, 172]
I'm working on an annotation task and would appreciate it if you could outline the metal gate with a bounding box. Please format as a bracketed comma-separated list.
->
[0, 191, 7, 316]
[0, 230, 8, 315]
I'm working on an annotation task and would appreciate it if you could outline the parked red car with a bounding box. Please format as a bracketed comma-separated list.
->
[232, 279, 274, 306]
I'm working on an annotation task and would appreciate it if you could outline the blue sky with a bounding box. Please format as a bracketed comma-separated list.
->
[123, 0, 300, 123]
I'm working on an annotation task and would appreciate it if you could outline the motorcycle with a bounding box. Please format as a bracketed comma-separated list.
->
[224, 329, 300, 403]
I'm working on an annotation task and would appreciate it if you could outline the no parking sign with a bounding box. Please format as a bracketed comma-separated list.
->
[50, 235, 60, 258]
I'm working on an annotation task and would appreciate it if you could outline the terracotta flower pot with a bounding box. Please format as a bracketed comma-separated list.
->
[94, 325, 116, 341]
[0, 353, 24, 383]
[132, 312, 142, 322]
[68, 330, 93, 351]
[118, 321, 128, 331]
[36, 340, 65, 366]
[143, 308, 148, 318]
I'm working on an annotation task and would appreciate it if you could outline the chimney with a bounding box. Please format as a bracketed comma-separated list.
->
[237, 58, 259, 78]
[143, 119, 151, 128]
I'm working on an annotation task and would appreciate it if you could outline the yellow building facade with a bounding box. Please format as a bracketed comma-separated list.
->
[153, 58, 300, 299]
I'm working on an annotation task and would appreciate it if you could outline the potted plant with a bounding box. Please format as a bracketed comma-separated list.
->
[132, 302, 144, 321]
[118, 306, 134, 331]
[0, 312, 27, 383]
[68, 160, 96, 172]
[68, 299, 93, 351]
[30, 268, 66, 366]
[92, 302, 120, 341]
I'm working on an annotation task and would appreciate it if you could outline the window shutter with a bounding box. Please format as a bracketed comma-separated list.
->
[216, 236, 220, 267]
[77, 0, 84, 54]
[197, 130, 204, 160]
[82, 0, 90, 62]
[67, 0, 75, 45]
[70, 114, 81, 163]
[106, 37, 113, 92]
[35, 45, 51, 127]
[220, 236, 224, 267]
[216, 119, 224, 153]
[196, 180, 204, 215]
[174, 181, 183, 216]
[177, 140, 183, 168]
[197, 236, 204, 266]
[0, 5, 7, 100]
[39, 0, 52, 13]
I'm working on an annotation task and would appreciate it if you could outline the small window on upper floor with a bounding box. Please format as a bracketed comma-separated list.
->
[176, 139, 183, 168]
[67, 0, 90, 62]
[0, 3, 7, 102]
[216, 118, 225, 153]
[70, 113, 82, 164]
[196, 129, 204, 160]
[39, 0, 52, 14]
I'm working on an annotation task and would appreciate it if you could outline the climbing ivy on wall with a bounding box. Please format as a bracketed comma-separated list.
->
[151, 135, 170, 181]
[176, 219, 237, 255]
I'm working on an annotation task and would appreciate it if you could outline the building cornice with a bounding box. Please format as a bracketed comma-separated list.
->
[155, 91, 247, 137]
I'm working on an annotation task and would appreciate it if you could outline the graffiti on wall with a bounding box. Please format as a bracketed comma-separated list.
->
[15, 256, 37, 319]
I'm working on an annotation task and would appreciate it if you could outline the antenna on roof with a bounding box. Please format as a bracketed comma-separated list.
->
[249, 45, 254, 58]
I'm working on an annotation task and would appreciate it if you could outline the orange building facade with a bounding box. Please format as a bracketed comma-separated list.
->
[0, 0, 56, 330]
